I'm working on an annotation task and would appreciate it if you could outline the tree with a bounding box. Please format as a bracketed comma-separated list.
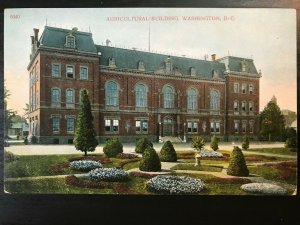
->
[281, 109, 296, 127]
[74, 90, 98, 156]
[259, 96, 285, 141]
[135, 137, 153, 154]
[23, 103, 30, 120]
[210, 135, 219, 151]
[160, 140, 177, 162]
[242, 136, 250, 150]
[139, 147, 161, 172]
[4, 82, 16, 138]
[227, 146, 249, 176]
[191, 136, 205, 152]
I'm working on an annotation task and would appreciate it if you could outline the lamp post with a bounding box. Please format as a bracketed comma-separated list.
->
[183, 122, 186, 142]
[159, 122, 162, 143]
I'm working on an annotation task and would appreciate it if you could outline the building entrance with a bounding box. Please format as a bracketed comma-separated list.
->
[163, 117, 173, 136]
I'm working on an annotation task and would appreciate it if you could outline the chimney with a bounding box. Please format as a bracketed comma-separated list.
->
[33, 28, 39, 42]
[211, 54, 216, 61]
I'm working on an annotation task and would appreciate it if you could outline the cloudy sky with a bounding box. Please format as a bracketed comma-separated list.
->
[4, 8, 297, 115]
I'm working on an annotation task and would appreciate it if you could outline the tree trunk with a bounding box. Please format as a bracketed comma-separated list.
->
[84, 149, 87, 156]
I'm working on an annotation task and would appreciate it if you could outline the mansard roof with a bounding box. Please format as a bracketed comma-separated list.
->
[217, 56, 259, 74]
[96, 45, 226, 79]
[39, 26, 97, 53]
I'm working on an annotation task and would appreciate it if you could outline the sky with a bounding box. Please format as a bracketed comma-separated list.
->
[4, 8, 297, 115]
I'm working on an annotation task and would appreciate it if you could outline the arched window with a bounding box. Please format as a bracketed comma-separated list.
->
[210, 90, 220, 111]
[187, 88, 197, 111]
[51, 88, 61, 107]
[106, 81, 118, 106]
[164, 86, 174, 108]
[135, 84, 147, 108]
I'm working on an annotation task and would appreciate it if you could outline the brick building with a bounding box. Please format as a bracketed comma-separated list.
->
[27, 26, 261, 144]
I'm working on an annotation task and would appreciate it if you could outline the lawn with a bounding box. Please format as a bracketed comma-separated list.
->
[4, 177, 115, 194]
[245, 148, 297, 156]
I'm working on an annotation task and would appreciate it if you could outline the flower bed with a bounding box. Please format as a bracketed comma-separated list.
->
[147, 175, 205, 194]
[206, 177, 252, 184]
[70, 160, 102, 172]
[49, 161, 70, 174]
[69, 155, 112, 164]
[116, 153, 139, 159]
[240, 183, 288, 195]
[200, 149, 223, 158]
[89, 168, 129, 182]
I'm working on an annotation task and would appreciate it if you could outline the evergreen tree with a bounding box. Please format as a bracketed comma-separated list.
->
[74, 90, 98, 156]
[191, 136, 205, 152]
[160, 140, 177, 162]
[260, 96, 285, 141]
[227, 146, 249, 176]
[210, 135, 219, 151]
[139, 147, 161, 172]
[242, 136, 250, 150]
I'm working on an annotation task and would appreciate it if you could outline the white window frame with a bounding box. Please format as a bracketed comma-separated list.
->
[242, 101, 246, 112]
[136, 120, 149, 133]
[210, 90, 220, 112]
[234, 83, 239, 93]
[66, 65, 75, 79]
[79, 66, 88, 80]
[187, 88, 198, 111]
[105, 81, 119, 107]
[242, 121, 247, 134]
[249, 84, 254, 94]
[67, 117, 75, 134]
[135, 84, 147, 108]
[242, 83, 247, 94]
[187, 121, 198, 134]
[163, 86, 174, 109]
[105, 119, 119, 133]
[210, 121, 220, 134]
[234, 121, 239, 134]
[66, 35, 75, 48]
[52, 63, 61, 77]
[51, 88, 61, 107]
[66, 89, 75, 108]
[52, 117, 60, 133]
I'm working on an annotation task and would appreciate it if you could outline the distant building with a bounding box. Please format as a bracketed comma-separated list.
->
[8, 122, 29, 137]
[27, 26, 261, 144]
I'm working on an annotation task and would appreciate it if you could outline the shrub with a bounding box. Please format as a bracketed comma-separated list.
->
[139, 147, 161, 172]
[69, 160, 102, 172]
[4, 150, 19, 162]
[227, 146, 249, 176]
[89, 168, 129, 182]
[285, 137, 297, 149]
[147, 175, 205, 194]
[135, 138, 153, 154]
[160, 141, 177, 162]
[103, 138, 123, 157]
[191, 136, 205, 151]
[210, 135, 219, 151]
[242, 136, 250, 150]
[31, 136, 38, 144]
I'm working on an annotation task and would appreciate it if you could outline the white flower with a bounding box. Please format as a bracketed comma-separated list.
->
[200, 149, 223, 158]
[70, 160, 102, 171]
[240, 183, 288, 195]
[89, 168, 129, 182]
[147, 175, 205, 194]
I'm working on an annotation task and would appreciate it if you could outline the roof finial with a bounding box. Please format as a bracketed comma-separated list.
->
[45, 16, 48, 26]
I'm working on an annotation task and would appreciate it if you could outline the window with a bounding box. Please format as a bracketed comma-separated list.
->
[210, 90, 220, 112]
[242, 122, 247, 133]
[187, 88, 197, 111]
[190, 67, 196, 76]
[108, 58, 116, 67]
[106, 81, 118, 106]
[67, 117, 75, 133]
[242, 83, 246, 94]
[165, 62, 172, 74]
[135, 84, 147, 108]
[249, 102, 253, 112]
[66, 89, 75, 108]
[80, 67, 88, 80]
[234, 83, 239, 93]
[234, 101, 239, 112]
[234, 122, 239, 133]
[66, 35, 75, 48]
[242, 101, 246, 112]
[138, 61, 145, 71]
[52, 117, 60, 132]
[210, 121, 220, 133]
[35, 91, 39, 109]
[164, 86, 174, 108]
[241, 61, 246, 72]
[249, 84, 253, 94]
[51, 88, 61, 107]
[66, 65, 74, 79]
[136, 120, 148, 133]
[249, 121, 254, 133]
[105, 119, 119, 132]
[187, 121, 198, 133]
[52, 63, 61, 77]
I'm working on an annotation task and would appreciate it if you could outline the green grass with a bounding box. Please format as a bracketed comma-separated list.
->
[123, 161, 141, 170]
[4, 154, 82, 178]
[171, 163, 223, 172]
[126, 176, 151, 194]
[245, 148, 297, 156]
[4, 178, 115, 194]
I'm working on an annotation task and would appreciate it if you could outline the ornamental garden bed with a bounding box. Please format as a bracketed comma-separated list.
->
[240, 183, 288, 195]
[171, 163, 223, 172]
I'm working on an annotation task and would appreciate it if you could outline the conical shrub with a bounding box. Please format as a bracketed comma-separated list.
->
[160, 141, 177, 162]
[135, 138, 153, 154]
[227, 146, 249, 176]
[139, 147, 161, 172]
